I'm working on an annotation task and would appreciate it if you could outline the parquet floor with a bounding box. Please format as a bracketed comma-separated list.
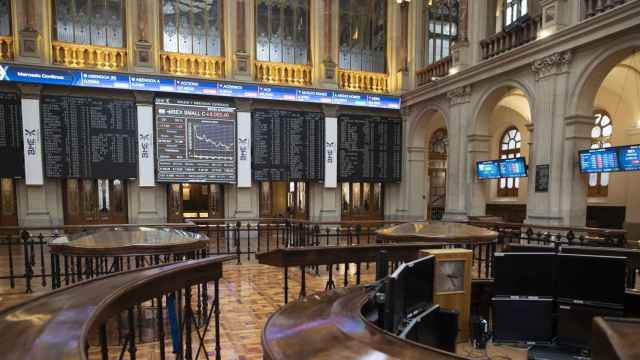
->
[2, 262, 527, 360]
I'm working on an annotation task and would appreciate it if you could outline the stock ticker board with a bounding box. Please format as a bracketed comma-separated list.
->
[40, 95, 137, 179]
[155, 97, 236, 183]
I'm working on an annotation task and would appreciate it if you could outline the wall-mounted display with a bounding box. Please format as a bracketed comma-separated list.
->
[252, 109, 324, 182]
[618, 145, 640, 171]
[476, 160, 501, 180]
[155, 97, 236, 183]
[0, 92, 22, 178]
[579, 147, 620, 173]
[40, 95, 137, 179]
[338, 115, 402, 183]
[0, 64, 401, 110]
[499, 157, 528, 178]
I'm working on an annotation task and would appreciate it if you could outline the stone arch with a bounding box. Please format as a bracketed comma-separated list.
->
[569, 33, 640, 117]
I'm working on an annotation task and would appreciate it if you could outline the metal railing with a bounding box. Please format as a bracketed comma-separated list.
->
[0, 218, 628, 294]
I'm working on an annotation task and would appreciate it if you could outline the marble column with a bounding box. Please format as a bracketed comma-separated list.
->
[466, 134, 491, 217]
[624, 128, 640, 239]
[232, 100, 259, 219]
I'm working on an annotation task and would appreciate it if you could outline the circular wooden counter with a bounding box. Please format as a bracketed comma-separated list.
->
[376, 221, 498, 245]
[262, 286, 467, 360]
[48, 226, 209, 256]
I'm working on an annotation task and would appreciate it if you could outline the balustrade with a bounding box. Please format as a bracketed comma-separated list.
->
[583, 0, 626, 19]
[254, 61, 312, 86]
[51, 41, 127, 71]
[480, 15, 542, 60]
[337, 69, 389, 93]
[160, 51, 225, 78]
[416, 56, 453, 86]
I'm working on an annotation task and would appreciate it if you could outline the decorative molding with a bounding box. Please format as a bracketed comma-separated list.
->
[235, 51, 250, 74]
[447, 85, 472, 105]
[531, 50, 572, 80]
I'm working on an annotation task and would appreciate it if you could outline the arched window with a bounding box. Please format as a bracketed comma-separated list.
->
[339, 0, 386, 73]
[162, 0, 223, 56]
[588, 111, 613, 197]
[256, 0, 309, 64]
[498, 127, 522, 197]
[54, 0, 125, 47]
[425, 0, 458, 65]
[504, 0, 528, 28]
[0, 0, 11, 36]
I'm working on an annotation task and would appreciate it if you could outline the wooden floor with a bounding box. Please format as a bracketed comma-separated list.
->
[1, 262, 527, 360]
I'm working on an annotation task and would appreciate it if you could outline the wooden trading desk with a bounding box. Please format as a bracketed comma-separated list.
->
[262, 286, 468, 360]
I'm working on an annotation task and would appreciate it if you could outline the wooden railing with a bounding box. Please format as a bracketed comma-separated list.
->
[583, 0, 626, 19]
[51, 41, 127, 71]
[0, 256, 234, 360]
[160, 51, 225, 78]
[254, 61, 313, 86]
[416, 56, 453, 86]
[480, 15, 542, 60]
[337, 68, 389, 93]
[0, 35, 13, 61]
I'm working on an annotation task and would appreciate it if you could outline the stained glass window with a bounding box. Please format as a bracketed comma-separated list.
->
[54, 0, 124, 47]
[256, 0, 309, 64]
[425, 0, 458, 65]
[498, 127, 522, 197]
[338, 0, 386, 73]
[0, 0, 11, 36]
[162, 0, 223, 56]
[588, 111, 613, 197]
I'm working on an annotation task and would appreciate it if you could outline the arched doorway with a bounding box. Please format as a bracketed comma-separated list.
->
[427, 128, 448, 220]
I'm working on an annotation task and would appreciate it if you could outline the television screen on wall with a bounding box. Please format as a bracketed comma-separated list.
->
[499, 157, 528, 178]
[618, 144, 640, 171]
[579, 147, 621, 173]
[476, 160, 501, 179]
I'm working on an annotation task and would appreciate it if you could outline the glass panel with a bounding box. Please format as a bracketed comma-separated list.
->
[270, 1, 283, 62]
[500, 178, 506, 189]
[600, 173, 610, 186]
[112, 179, 124, 212]
[352, 183, 361, 211]
[178, 1, 193, 53]
[56, 0, 75, 42]
[206, 0, 222, 56]
[0, 0, 10, 36]
[261, 182, 272, 215]
[192, 0, 208, 55]
[282, 2, 295, 63]
[339, 0, 385, 72]
[362, 183, 370, 211]
[602, 125, 613, 137]
[507, 177, 514, 189]
[342, 183, 350, 211]
[106, 0, 123, 47]
[298, 182, 306, 212]
[74, 0, 91, 44]
[163, 0, 179, 52]
[256, 0, 270, 61]
[373, 183, 382, 213]
[589, 173, 598, 187]
[295, 2, 308, 64]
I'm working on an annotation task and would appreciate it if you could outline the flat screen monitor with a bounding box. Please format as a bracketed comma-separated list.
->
[477, 160, 501, 179]
[498, 157, 527, 178]
[400, 305, 459, 353]
[579, 147, 621, 173]
[494, 252, 556, 297]
[493, 297, 554, 344]
[403, 256, 435, 316]
[556, 302, 623, 349]
[556, 254, 626, 307]
[618, 144, 640, 171]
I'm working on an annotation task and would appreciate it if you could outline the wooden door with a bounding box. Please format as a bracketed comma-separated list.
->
[167, 183, 225, 222]
[63, 179, 128, 225]
[427, 168, 446, 220]
[0, 178, 18, 226]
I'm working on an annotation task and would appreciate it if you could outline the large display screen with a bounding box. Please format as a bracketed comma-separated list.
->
[499, 157, 528, 178]
[338, 115, 402, 182]
[40, 95, 137, 179]
[618, 145, 640, 171]
[476, 160, 501, 179]
[0, 64, 400, 110]
[0, 92, 23, 178]
[252, 109, 324, 182]
[579, 147, 621, 173]
[155, 97, 236, 183]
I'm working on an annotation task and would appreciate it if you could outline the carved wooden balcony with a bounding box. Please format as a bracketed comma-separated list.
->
[337, 69, 389, 93]
[582, 0, 626, 19]
[254, 61, 312, 86]
[160, 51, 225, 78]
[480, 15, 542, 60]
[51, 41, 127, 71]
[0, 36, 13, 61]
[416, 56, 453, 86]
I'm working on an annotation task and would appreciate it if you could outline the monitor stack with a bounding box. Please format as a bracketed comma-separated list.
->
[493, 253, 556, 344]
[555, 254, 625, 349]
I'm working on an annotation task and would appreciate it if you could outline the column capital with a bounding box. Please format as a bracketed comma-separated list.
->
[532, 50, 572, 80]
[525, 123, 534, 132]
[235, 99, 253, 112]
[447, 85, 472, 105]
[322, 104, 339, 118]
[17, 84, 42, 99]
[133, 91, 154, 105]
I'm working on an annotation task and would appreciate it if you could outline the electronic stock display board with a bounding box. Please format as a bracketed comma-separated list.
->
[476, 160, 501, 179]
[0, 92, 23, 177]
[580, 145, 640, 173]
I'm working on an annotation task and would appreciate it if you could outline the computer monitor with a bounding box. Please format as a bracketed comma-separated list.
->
[493, 297, 554, 344]
[556, 254, 626, 307]
[476, 160, 501, 179]
[494, 252, 556, 298]
[400, 305, 459, 353]
[556, 302, 624, 349]
[498, 157, 528, 178]
[579, 147, 621, 173]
